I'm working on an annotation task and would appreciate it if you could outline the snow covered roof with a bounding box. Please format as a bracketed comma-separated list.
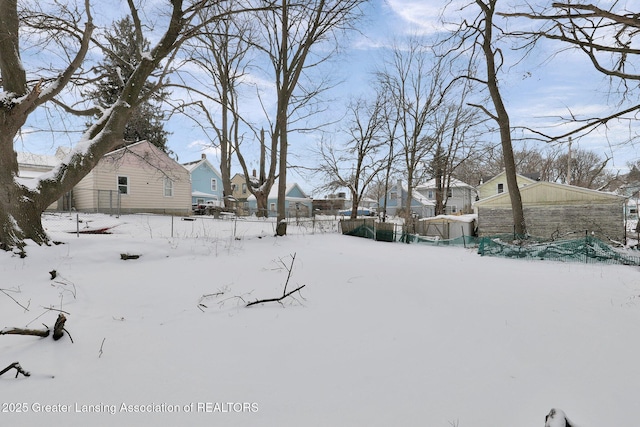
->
[182, 154, 222, 177]
[17, 152, 59, 168]
[419, 214, 477, 223]
[416, 178, 475, 190]
[246, 180, 310, 201]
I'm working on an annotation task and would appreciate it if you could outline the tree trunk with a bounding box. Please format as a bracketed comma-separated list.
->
[479, 0, 526, 237]
[255, 191, 269, 217]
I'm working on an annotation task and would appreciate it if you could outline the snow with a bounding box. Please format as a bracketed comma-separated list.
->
[2, 213, 640, 426]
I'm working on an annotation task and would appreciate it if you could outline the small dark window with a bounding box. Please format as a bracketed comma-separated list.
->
[118, 176, 129, 195]
[497, 183, 504, 194]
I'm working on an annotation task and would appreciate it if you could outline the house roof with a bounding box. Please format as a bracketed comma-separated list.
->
[474, 181, 626, 207]
[391, 181, 435, 206]
[419, 214, 477, 223]
[246, 181, 310, 201]
[480, 171, 538, 187]
[416, 177, 475, 190]
[182, 155, 222, 177]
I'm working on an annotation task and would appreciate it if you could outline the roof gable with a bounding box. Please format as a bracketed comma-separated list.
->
[480, 170, 537, 188]
[182, 157, 222, 179]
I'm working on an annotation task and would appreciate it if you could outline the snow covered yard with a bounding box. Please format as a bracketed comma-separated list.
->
[2, 214, 640, 426]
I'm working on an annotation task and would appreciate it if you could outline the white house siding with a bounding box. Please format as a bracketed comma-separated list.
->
[73, 170, 98, 210]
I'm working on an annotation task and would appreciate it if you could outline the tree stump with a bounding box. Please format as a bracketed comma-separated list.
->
[275, 221, 287, 236]
[52, 313, 67, 341]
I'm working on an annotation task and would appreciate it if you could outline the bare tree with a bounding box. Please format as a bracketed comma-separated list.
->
[446, 0, 527, 236]
[253, 0, 367, 233]
[313, 95, 388, 219]
[376, 37, 446, 228]
[177, 3, 256, 208]
[553, 148, 613, 189]
[0, 0, 269, 253]
[501, 2, 640, 142]
[427, 84, 484, 215]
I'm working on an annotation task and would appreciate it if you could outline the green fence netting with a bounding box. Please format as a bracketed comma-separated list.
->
[340, 219, 640, 266]
[477, 235, 640, 266]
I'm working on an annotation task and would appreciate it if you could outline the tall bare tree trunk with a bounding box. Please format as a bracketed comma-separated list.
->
[478, 0, 526, 236]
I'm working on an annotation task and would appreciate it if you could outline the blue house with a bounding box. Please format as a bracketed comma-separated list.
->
[183, 154, 224, 207]
[378, 179, 435, 218]
[247, 181, 313, 217]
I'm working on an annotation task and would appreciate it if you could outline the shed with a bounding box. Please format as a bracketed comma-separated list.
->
[473, 181, 626, 242]
[418, 214, 477, 239]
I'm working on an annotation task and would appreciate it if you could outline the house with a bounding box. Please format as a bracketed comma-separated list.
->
[477, 171, 539, 200]
[17, 147, 71, 210]
[313, 193, 347, 215]
[230, 173, 252, 215]
[415, 178, 477, 214]
[73, 140, 191, 215]
[246, 181, 313, 217]
[183, 154, 224, 207]
[378, 180, 435, 218]
[473, 181, 626, 242]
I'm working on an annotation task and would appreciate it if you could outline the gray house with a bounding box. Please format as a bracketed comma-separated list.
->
[415, 178, 477, 214]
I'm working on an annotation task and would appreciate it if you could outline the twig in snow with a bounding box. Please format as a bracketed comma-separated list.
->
[246, 253, 306, 307]
[0, 288, 30, 312]
[197, 289, 227, 311]
[246, 284, 306, 307]
[98, 338, 106, 358]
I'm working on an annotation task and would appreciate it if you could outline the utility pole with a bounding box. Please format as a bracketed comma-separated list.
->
[566, 136, 572, 185]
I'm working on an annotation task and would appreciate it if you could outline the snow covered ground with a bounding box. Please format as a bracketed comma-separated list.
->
[2, 213, 640, 426]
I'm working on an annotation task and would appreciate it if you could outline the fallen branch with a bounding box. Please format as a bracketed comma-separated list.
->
[246, 253, 306, 307]
[1, 314, 71, 342]
[246, 284, 306, 307]
[0, 362, 30, 378]
[1, 325, 50, 338]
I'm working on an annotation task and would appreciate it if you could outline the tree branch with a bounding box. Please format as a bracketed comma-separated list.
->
[0, 362, 31, 378]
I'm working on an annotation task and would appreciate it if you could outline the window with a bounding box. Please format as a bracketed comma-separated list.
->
[427, 190, 434, 199]
[269, 203, 276, 212]
[390, 191, 398, 200]
[164, 177, 174, 197]
[117, 176, 129, 195]
[242, 183, 247, 194]
[447, 188, 452, 198]
[211, 178, 218, 192]
[231, 183, 237, 192]
[497, 183, 504, 194]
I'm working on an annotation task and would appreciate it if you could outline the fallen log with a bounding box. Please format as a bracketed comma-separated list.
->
[1, 326, 50, 338]
[1, 313, 70, 342]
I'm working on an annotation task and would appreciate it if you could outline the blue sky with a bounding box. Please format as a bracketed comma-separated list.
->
[18, 0, 639, 195]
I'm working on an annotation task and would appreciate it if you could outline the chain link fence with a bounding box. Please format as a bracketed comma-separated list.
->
[42, 211, 340, 240]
